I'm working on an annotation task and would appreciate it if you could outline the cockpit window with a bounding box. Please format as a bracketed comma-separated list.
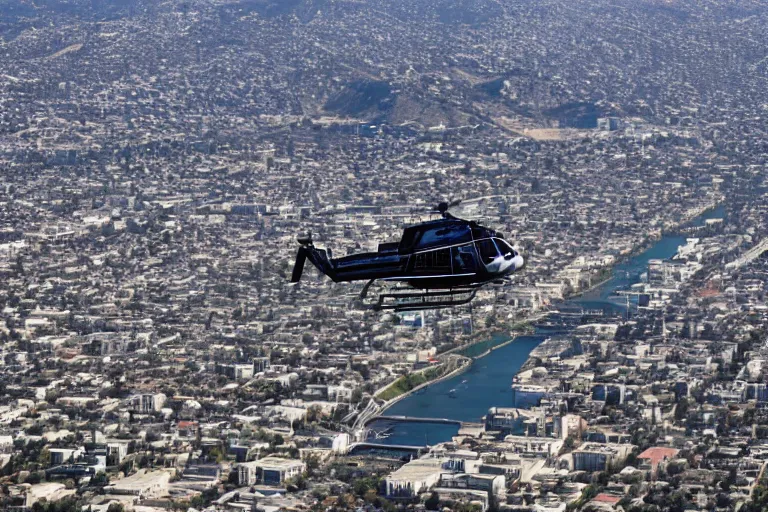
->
[495, 238, 515, 256]
[476, 238, 499, 263]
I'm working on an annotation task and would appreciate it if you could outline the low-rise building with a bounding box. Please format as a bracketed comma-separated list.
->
[236, 456, 305, 486]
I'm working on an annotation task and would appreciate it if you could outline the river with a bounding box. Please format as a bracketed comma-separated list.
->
[365, 204, 726, 447]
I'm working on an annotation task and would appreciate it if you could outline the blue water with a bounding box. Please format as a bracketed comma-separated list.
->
[368, 204, 725, 446]
[576, 203, 725, 310]
[574, 234, 685, 308]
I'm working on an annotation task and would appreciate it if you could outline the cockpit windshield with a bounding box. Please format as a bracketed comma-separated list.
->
[494, 238, 516, 257]
[476, 239, 500, 263]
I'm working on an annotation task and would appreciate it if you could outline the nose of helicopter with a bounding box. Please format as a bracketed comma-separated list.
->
[513, 254, 525, 272]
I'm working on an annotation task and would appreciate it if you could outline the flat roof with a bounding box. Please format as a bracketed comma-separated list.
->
[109, 470, 169, 491]
[387, 458, 445, 481]
[252, 456, 305, 470]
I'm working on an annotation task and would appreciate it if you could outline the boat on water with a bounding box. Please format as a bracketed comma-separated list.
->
[448, 388, 457, 398]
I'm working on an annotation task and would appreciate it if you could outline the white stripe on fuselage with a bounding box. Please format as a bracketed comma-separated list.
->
[381, 272, 477, 281]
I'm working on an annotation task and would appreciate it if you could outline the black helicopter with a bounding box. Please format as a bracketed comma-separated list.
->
[290, 201, 525, 311]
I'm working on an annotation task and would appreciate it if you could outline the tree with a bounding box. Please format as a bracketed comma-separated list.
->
[305, 453, 321, 476]
[107, 504, 125, 512]
[286, 474, 307, 492]
[425, 491, 440, 510]
[14, 255, 24, 276]
[353, 476, 380, 497]
[715, 492, 731, 509]
[38, 448, 51, 467]
[674, 398, 689, 422]
[91, 471, 109, 487]
[306, 405, 322, 424]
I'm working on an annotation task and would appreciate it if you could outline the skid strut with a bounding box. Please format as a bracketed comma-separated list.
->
[359, 280, 483, 312]
[376, 288, 479, 312]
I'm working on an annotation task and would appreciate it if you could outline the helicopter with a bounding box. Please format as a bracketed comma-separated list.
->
[290, 201, 525, 312]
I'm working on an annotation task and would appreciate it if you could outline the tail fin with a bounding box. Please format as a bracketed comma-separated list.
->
[290, 246, 338, 282]
[291, 247, 309, 283]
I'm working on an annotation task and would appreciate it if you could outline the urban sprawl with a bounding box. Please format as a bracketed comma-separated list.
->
[2, 0, 768, 511]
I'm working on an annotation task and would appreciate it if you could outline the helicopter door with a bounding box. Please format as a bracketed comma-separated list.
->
[452, 244, 478, 274]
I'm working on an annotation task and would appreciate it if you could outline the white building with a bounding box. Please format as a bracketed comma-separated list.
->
[132, 393, 167, 413]
[237, 456, 305, 486]
[49, 447, 84, 466]
[384, 457, 447, 498]
[571, 443, 634, 472]
[0, 435, 13, 453]
[502, 435, 564, 457]
[106, 469, 170, 499]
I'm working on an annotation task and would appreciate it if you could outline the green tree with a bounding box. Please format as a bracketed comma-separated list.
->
[91, 471, 109, 487]
[305, 453, 321, 476]
[353, 477, 380, 497]
[674, 398, 689, 421]
[37, 449, 51, 467]
[208, 447, 225, 463]
[425, 491, 440, 510]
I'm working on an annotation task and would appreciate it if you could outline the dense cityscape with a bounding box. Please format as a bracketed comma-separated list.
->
[2, 0, 768, 511]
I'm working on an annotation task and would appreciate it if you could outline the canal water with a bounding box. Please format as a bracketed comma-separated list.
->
[366, 205, 726, 446]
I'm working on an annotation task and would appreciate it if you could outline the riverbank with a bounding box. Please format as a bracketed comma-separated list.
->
[370, 294, 575, 415]
[561, 202, 724, 302]
[517, 336, 562, 374]
[440, 312, 544, 359]
[471, 335, 521, 360]
[514, 203, 726, 380]
[565, 273, 614, 300]
[376, 356, 472, 414]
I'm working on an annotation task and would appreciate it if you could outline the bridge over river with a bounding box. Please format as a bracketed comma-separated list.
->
[363, 415, 466, 427]
[346, 441, 428, 456]
[343, 416, 482, 455]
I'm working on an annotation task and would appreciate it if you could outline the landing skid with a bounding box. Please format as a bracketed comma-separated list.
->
[360, 279, 484, 312]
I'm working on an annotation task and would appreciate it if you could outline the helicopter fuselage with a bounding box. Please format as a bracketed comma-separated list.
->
[291, 218, 524, 290]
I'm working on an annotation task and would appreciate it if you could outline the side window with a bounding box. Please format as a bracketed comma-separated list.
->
[433, 248, 451, 268]
[476, 239, 500, 263]
[453, 245, 478, 273]
[413, 248, 451, 271]
[413, 253, 426, 270]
